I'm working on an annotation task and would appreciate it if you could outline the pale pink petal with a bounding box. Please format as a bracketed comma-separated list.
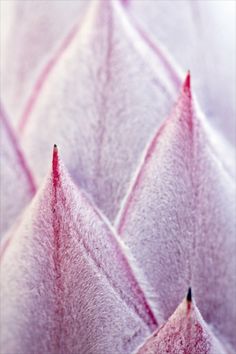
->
[136, 289, 230, 354]
[124, 0, 236, 145]
[0, 146, 158, 354]
[0, 104, 36, 237]
[21, 0, 180, 222]
[116, 75, 236, 348]
[0, 0, 88, 127]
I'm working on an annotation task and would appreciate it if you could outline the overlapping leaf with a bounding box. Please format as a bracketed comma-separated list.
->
[136, 290, 229, 354]
[0, 2, 235, 353]
[0, 146, 158, 354]
[116, 75, 236, 348]
[125, 0, 236, 146]
[21, 0, 180, 222]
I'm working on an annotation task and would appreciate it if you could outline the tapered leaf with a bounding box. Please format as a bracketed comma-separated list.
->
[0, 146, 158, 354]
[116, 74, 236, 348]
[124, 0, 236, 146]
[136, 289, 229, 354]
[21, 0, 180, 222]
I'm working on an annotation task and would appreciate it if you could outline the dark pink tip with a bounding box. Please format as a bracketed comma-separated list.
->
[185, 71, 191, 90]
[182, 71, 192, 97]
[52, 144, 59, 187]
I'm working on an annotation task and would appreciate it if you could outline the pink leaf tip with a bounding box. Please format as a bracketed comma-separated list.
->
[0, 149, 158, 353]
[52, 144, 59, 187]
[136, 291, 229, 354]
[184, 70, 191, 91]
[116, 74, 236, 347]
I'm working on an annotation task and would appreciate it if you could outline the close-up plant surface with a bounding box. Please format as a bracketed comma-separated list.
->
[0, 1, 235, 353]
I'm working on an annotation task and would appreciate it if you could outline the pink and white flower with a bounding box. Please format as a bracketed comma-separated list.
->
[0, 1, 235, 353]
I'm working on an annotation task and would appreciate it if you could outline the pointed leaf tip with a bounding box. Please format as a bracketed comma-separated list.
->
[180, 71, 194, 132]
[53, 144, 58, 160]
[52, 144, 59, 186]
[53, 143, 58, 155]
[0, 157, 158, 353]
[136, 294, 229, 354]
[186, 287, 192, 302]
[53, 143, 58, 154]
[183, 71, 191, 93]
[21, 0, 180, 222]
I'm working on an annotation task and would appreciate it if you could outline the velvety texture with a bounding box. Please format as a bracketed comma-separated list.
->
[0, 146, 158, 354]
[136, 291, 228, 354]
[0, 1, 235, 353]
[116, 75, 236, 348]
[125, 0, 236, 146]
[20, 0, 180, 222]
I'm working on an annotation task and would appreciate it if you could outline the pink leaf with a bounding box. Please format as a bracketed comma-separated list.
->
[0, 0, 87, 127]
[0, 145, 158, 354]
[136, 289, 229, 354]
[21, 0, 180, 222]
[0, 104, 36, 237]
[116, 74, 236, 348]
